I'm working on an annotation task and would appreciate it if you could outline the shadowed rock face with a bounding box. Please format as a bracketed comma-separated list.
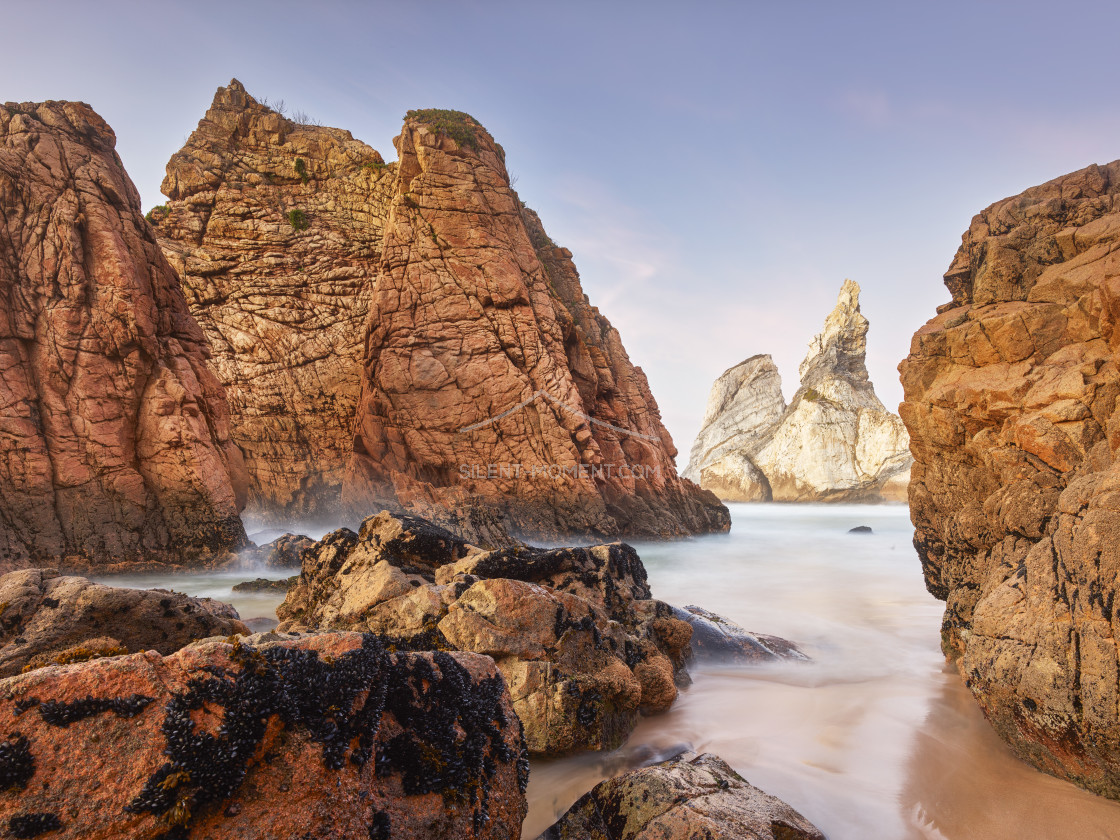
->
[277, 511, 693, 756]
[0, 568, 249, 677]
[153, 80, 393, 522]
[0, 632, 528, 839]
[0, 99, 248, 572]
[537, 751, 825, 840]
[900, 159, 1120, 799]
[343, 110, 728, 540]
[686, 280, 911, 502]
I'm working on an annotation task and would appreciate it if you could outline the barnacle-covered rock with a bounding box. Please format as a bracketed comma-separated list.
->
[278, 511, 693, 755]
[0, 568, 248, 677]
[538, 751, 825, 840]
[0, 631, 528, 839]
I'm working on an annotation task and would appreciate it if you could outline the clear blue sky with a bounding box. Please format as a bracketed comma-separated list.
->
[6, 1, 1120, 460]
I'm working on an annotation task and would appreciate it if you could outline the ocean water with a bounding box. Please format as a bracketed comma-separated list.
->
[94, 503, 1120, 839]
[524, 503, 1120, 839]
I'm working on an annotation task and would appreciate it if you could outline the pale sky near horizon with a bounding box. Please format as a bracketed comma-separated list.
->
[6, 0, 1120, 467]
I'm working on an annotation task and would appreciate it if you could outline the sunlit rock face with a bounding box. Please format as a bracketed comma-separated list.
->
[0, 99, 248, 572]
[900, 159, 1120, 800]
[685, 280, 911, 502]
[158, 87, 728, 540]
[341, 109, 728, 540]
[153, 79, 392, 523]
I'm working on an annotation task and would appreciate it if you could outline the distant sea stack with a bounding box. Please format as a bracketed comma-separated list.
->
[900, 160, 1120, 800]
[0, 100, 248, 572]
[685, 280, 911, 502]
[156, 81, 728, 540]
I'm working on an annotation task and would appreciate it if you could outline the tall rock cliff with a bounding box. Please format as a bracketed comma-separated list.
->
[685, 280, 911, 502]
[0, 100, 248, 571]
[152, 80, 394, 521]
[343, 110, 728, 539]
[900, 160, 1120, 799]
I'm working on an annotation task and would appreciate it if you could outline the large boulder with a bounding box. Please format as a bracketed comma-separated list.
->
[278, 512, 693, 755]
[0, 568, 248, 677]
[685, 280, 911, 502]
[537, 751, 825, 840]
[900, 158, 1120, 799]
[0, 99, 248, 573]
[0, 631, 528, 839]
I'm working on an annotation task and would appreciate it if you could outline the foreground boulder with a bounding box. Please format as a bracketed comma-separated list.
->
[0, 568, 248, 677]
[685, 280, 910, 502]
[538, 751, 825, 840]
[0, 99, 249, 572]
[0, 631, 528, 839]
[900, 158, 1120, 798]
[278, 512, 692, 755]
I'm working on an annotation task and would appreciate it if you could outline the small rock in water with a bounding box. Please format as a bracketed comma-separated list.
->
[674, 605, 807, 663]
[232, 576, 298, 593]
[848, 525, 873, 534]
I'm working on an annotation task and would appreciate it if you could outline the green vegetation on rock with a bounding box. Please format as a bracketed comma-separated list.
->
[404, 108, 483, 150]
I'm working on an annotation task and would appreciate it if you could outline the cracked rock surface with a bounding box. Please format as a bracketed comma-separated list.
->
[900, 158, 1120, 799]
[0, 99, 248, 572]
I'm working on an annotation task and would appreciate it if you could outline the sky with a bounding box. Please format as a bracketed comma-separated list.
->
[6, 0, 1120, 464]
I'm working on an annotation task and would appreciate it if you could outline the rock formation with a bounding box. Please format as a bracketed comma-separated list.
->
[152, 80, 392, 522]
[0, 631, 528, 839]
[0, 568, 248, 676]
[673, 605, 808, 663]
[900, 159, 1120, 799]
[344, 109, 728, 538]
[0, 100, 248, 573]
[277, 511, 692, 755]
[155, 86, 727, 540]
[685, 280, 911, 502]
[537, 751, 825, 840]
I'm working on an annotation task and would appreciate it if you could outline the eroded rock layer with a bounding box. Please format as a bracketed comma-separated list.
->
[686, 280, 911, 502]
[900, 159, 1120, 798]
[0, 100, 248, 572]
[277, 511, 692, 755]
[153, 80, 394, 521]
[0, 631, 528, 839]
[343, 110, 728, 540]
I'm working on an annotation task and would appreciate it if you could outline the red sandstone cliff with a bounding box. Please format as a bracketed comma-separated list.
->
[0, 100, 248, 571]
[900, 159, 1120, 799]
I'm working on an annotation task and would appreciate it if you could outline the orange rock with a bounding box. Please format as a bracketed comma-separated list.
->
[0, 632, 528, 839]
[0, 100, 247, 572]
[900, 158, 1120, 799]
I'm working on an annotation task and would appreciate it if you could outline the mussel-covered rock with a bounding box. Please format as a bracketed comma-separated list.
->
[0, 631, 528, 839]
[0, 568, 249, 677]
[278, 511, 693, 755]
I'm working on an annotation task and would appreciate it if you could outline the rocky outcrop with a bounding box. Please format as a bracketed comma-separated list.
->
[154, 88, 726, 540]
[152, 80, 393, 522]
[673, 605, 807, 663]
[0, 568, 248, 676]
[343, 109, 728, 540]
[277, 511, 692, 755]
[686, 280, 911, 502]
[0, 631, 528, 839]
[0, 100, 249, 572]
[538, 751, 825, 840]
[899, 159, 1120, 799]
